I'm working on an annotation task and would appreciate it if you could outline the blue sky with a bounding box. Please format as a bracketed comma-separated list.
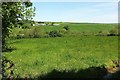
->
[32, 2, 118, 23]
[31, 0, 119, 2]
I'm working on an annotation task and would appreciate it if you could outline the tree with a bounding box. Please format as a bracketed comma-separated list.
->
[2, 2, 35, 51]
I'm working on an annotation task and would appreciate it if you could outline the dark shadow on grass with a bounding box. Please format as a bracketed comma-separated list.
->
[34, 66, 108, 80]
[2, 66, 120, 80]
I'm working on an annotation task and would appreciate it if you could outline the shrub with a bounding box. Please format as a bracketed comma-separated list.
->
[96, 31, 109, 36]
[59, 29, 67, 34]
[22, 26, 30, 29]
[2, 56, 15, 78]
[14, 27, 44, 38]
[108, 28, 118, 36]
[63, 25, 69, 30]
[48, 30, 63, 37]
[33, 27, 42, 38]
[16, 34, 25, 39]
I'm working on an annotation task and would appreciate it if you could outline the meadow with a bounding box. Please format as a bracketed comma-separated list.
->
[3, 23, 119, 78]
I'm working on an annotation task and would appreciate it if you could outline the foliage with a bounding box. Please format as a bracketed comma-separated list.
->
[48, 30, 63, 37]
[20, 20, 34, 29]
[108, 27, 118, 36]
[63, 25, 70, 30]
[2, 2, 35, 51]
[15, 27, 43, 39]
[2, 56, 15, 78]
[95, 31, 109, 36]
[16, 34, 25, 39]
[32, 27, 43, 38]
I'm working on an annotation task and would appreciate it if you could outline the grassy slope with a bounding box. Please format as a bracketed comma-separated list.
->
[68, 23, 116, 33]
[4, 36, 118, 78]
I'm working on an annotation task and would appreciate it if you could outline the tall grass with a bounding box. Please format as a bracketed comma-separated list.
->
[4, 36, 118, 78]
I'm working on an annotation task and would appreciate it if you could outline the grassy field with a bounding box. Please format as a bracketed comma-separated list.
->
[3, 23, 119, 78]
[39, 23, 116, 32]
[10, 23, 117, 38]
[64, 23, 116, 32]
[4, 36, 118, 78]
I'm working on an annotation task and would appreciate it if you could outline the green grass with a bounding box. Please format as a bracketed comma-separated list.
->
[11, 23, 117, 37]
[40, 23, 117, 33]
[4, 23, 119, 78]
[4, 36, 118, 78]
[68, 23, 116, 33]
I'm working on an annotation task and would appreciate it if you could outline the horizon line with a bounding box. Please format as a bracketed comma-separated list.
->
[33, 20, 118, 24]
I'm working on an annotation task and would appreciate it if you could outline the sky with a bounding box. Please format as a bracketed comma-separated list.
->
[32, 2, 118, 23]
[31, 0, 119, 2]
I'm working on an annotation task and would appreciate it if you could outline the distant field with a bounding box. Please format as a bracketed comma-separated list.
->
[40, 23, 117, 34]
[67, 23, 117, 33]
[10, 23, 118, 38]
[4, 36, 118, 78]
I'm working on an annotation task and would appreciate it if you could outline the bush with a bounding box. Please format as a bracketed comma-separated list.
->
[16, 34, 25, 39]
[63, 25, 69, 30]
[33, 27, 42, 38]
[59, 29, 68, 34]
[14, 27, 44, 39]
[108, 28, 118, 36]
[48, 30, 63, 37]
[2, 56, 15, 78]
[96, 31, 109, 36]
